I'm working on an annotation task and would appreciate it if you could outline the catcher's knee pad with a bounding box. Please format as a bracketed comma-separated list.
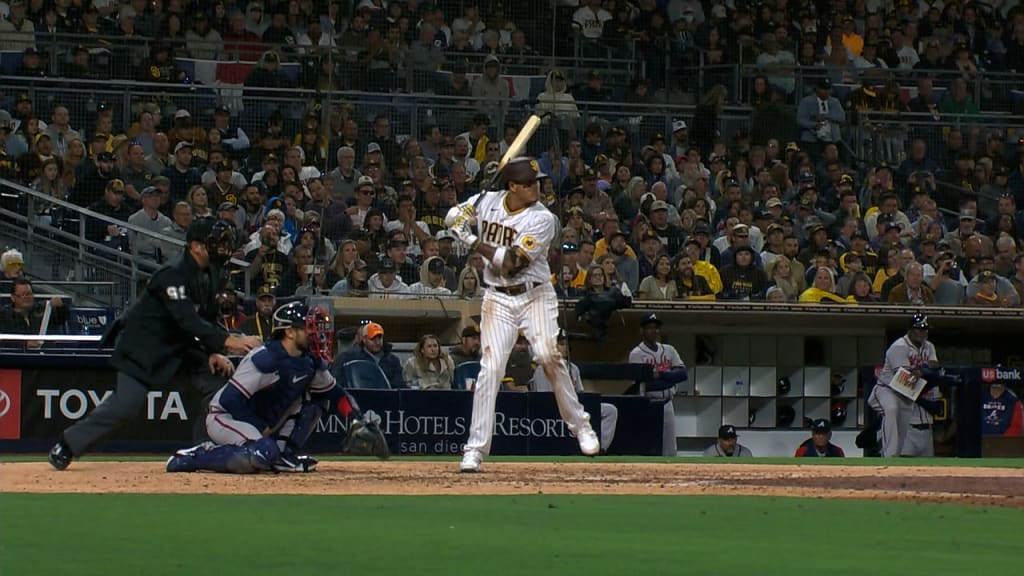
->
[284, 403, 322, 452]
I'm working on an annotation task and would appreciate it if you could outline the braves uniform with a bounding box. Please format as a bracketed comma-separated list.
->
[901, 386, 941, 457]
[629, 340, 686, 456]
[207, 341, 335, 446]
[168, 339, 343, 473]
[868, 335, 938, 457]
[702, 443, 753, 457]
[454, 189, 595, 461]
[981, 387, 1024, 436]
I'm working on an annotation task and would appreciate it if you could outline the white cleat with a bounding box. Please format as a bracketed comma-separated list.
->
[576, 424, 600, 456]
[460, 449, 483, 473]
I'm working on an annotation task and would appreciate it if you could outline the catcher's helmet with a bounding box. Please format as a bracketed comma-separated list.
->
[272, 302, 334, 361]
[830, 401, 848, 427]
[910, 313, 930, 330]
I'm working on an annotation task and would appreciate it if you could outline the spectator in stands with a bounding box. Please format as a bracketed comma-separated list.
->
[1, 278, 68, 347]
[799, 266, 851, 304]
[638, 254, 676, 301]
[966, 255, 1020, 307]
[449, 324, 482, 366]
[128, 185, 173, 263]
[72, 150, 117, 207]
[719, 246, 767, 301]
[42, 105, 80, 159]
[766, 256, 801, 302]
[86, 178, 133, 248]
[158, 200, 191, 257]
[0, 0, 36, 51]
[472, 55, 509, 128]
[940, 78, 980, 119]
[797, 78, 845, 159]
[756, 34, 796, 95]
[888, 262, 935, 305]
[366, 256, 408, 299]
[455, 265, 482, 299]
[408, 255, 451, 298]
[163, 142, 201, 202]
[0, 249, 25, 293]
[240, 284, 275, 341]
[244, 223, 289, 294]
[536, 69, 580, 127]
[333, 321, 405, 388]
[967, 270, 1011, 307]
[186, 185, 213, 219]
[403, 334, 454, 390]
[185, 12, 224, 60]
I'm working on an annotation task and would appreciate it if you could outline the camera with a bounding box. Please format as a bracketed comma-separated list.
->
[946, 262, 959, 279]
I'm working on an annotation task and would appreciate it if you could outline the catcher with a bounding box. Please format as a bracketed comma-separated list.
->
[166, 302, 388, 473]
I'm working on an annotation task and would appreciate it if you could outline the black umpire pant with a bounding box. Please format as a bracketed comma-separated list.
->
[62, 370, 227, 456]
[62, 372, 150, 456]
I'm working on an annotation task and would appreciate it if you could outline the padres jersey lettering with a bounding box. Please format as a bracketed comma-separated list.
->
[469, 191, 557, 287]
[480, 220, 518, 248]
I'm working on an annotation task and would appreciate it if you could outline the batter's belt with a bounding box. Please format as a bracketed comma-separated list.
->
[490, 282, 542, 296]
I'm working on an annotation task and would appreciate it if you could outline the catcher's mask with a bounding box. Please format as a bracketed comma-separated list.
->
[306, 305, 334, 362]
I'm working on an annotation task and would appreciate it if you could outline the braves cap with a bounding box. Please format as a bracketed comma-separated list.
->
[640, 313, 662, 327]
[811, 419, 831, 433]
[718, 425, 737, 439]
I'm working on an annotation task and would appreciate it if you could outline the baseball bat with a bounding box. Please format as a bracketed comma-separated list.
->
[473, 114, 543, 209]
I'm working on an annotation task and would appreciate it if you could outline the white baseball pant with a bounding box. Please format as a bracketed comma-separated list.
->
[207, 410, 297, 447]
[465, 283, 591, 456]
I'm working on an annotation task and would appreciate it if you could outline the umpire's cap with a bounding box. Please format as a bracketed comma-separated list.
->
[502, 157, 540, 183]
[910, 313, 929, 330]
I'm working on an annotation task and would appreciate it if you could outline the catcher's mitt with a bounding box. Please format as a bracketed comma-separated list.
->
[342, 410, 390, 459]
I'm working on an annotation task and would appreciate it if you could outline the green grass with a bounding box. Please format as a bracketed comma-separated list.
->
[3, 454, 1024, 467]
[1, 494, 1020, 575]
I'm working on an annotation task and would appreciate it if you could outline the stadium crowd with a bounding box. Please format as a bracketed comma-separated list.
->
[1, 0, 1023, 311]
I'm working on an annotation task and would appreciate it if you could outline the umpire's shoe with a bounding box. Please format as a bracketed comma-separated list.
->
[48, 439, 72, 471]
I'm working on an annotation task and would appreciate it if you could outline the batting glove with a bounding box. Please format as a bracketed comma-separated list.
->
[451, 219, 480, 250]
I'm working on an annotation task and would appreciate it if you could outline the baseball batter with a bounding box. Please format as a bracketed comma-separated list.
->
[868, 314, 938, 458]
[445, 156, 599, 472]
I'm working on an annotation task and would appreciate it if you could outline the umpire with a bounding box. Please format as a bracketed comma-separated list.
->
[48, 219, 261, 470]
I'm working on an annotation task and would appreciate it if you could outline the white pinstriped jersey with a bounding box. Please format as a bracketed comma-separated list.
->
[466, 191, 556, 287]
[628, 342, 686, 375]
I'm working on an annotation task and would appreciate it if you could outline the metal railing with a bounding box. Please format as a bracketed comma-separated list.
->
[0, 177, 185, 311]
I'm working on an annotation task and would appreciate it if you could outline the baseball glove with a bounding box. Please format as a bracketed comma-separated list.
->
[341, 410, 390, 460]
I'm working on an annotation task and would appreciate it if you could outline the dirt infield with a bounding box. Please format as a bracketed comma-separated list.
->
[2, 461, 1022, 507]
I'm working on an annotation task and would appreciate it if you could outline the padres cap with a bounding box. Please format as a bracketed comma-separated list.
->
[502, 157, 540, 183]
[461, 325, 480, 338]
[257, 284, 275, 299]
